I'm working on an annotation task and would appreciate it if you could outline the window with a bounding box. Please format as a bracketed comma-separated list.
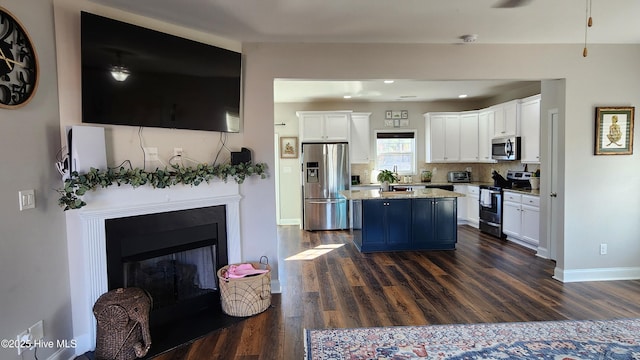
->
[375, 131, 416, 175]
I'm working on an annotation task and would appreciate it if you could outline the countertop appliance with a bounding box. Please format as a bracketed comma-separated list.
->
[479, 170, 533, 238]
[491, 136, 521, 161]
[447, 171, 471, 183]
[302, 142, 350, 230]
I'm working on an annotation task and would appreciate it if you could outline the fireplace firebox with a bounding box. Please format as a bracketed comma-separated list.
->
[105, 205, 241, 357]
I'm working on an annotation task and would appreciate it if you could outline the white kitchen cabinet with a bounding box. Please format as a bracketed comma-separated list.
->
[425, 113, 460, 162]
[502, 191, 540, 249]
[466, 185, 479, 227]
[459, 112, 479, 162]
[297, 111, 351, 142]
[478, 110, 495, 163]
[454, 185, 467, 223]
[519, 94, 541, 164]
[493, 100, 520, 138]
[350, 112, 371, 164]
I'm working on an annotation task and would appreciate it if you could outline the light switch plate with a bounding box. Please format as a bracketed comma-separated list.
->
[19, 189, 35, 211]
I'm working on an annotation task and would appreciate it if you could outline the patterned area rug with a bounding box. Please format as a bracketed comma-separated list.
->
[304, 318, 640, 359]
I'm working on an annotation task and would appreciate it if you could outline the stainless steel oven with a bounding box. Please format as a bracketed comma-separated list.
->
[479, 185, 504, 238]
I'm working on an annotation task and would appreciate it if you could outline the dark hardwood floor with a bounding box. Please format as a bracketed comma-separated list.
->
[152, 225, 640, 359]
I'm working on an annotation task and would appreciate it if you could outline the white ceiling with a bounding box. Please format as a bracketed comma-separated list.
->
[87, 0, 639, 103]
[88, 0, 640, 44]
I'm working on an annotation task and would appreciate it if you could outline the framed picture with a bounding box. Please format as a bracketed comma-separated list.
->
[401, 110, 409, 119]
[392, 110, 402, 119]
[385, 110, 392, 119]
[595, 107, 635, 155]
[280, 136, 298, 158]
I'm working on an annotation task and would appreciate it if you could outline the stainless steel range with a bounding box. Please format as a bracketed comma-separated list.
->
[479, 170, 531, 238]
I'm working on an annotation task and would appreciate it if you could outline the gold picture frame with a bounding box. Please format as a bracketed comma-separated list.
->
[595, 107, 635, 155]
[280, 136, 298, 158]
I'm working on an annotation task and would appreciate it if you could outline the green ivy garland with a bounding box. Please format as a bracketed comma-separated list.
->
[58, 162, 268, 211]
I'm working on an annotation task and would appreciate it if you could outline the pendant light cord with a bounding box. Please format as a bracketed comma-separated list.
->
[583, 0, 593, 57]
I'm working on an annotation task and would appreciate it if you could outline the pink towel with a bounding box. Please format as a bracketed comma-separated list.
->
[225, 263, 269, 279]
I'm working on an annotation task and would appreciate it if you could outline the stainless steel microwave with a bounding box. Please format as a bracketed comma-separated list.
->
[491, 136, 521, 161]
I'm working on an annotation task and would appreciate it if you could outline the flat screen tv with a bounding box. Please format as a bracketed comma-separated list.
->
[80, 12, 241, 132]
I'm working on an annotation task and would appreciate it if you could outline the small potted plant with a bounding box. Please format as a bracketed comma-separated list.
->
[377, 169, 398, 191]
[529, 169, 540, 190]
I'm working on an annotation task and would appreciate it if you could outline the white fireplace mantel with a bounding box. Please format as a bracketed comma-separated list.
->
[64, 181, 242, 355]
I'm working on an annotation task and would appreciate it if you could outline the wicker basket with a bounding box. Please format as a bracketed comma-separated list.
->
[217, 258, 271, 317]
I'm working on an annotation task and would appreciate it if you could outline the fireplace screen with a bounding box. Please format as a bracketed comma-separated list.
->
[123, 245, 218, 310]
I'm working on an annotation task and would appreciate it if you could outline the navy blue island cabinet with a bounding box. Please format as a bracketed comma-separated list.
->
[353, 197, 457, 252]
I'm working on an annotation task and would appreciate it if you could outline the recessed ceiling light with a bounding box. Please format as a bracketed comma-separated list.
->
[384, 80, 395, 84]
[343, 95, 352, 99]
[458, 94, 468, 98]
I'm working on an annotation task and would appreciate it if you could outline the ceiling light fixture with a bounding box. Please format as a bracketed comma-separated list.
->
[384, 80, 395, 84]
[583, 0, 593, 57]
[458, 94, 468, 98]
[343, 95, 352, 99]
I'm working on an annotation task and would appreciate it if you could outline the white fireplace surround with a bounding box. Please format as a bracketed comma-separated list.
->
[65, 181, 242, 355]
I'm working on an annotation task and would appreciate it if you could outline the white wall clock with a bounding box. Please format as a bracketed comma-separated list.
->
[0, 6, 39, 109]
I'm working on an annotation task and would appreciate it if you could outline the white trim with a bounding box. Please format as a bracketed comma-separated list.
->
[279, 218, 301, 225]
[374, 129, 418, 175]
[43, 347, 74, 360]
[553, 266, 640, 283]
[536, 246, 549, 259]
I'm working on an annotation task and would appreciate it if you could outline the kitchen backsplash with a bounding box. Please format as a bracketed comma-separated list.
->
[352, 162, 540, 184]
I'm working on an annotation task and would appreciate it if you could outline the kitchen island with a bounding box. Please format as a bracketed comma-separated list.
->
[341, 188, 465, 253]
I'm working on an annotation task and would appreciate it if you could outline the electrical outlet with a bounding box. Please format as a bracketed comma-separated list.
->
[600, 243, 607, 255]
[29, 320, 44, 343]
[143, 147, 158, 161]
[16, 330, 30, 355]
[173, 147, 183, 157]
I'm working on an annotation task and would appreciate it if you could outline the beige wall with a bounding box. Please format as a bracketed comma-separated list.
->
[245, 42, 640, 280]
[0, 1, 73, 359]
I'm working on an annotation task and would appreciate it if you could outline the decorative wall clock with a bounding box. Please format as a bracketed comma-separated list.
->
[0, 6, 39, 109]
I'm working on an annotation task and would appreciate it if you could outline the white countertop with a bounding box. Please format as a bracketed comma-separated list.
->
[341, 188, 465, 200]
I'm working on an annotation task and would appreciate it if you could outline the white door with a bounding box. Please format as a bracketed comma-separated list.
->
[547, 110, 560, 261]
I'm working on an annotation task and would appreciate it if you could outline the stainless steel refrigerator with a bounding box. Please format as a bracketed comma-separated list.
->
[302, 142, 350, 230]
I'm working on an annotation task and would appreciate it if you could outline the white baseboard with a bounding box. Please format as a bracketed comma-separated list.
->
[278, 218, 300, 226]
[554, 266, 640, 282]
[505, 236, 537, 251]
[44, 347, 75, 360]
[536, 246, 549, 259]
[271, 279, 282, 293]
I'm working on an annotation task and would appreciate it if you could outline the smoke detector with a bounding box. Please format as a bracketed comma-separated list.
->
[461, 34, 478, 43]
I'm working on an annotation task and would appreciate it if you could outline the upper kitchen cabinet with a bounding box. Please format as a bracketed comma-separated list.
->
[425, 113, 460, 162]
[459, 111, 479, 162]
[297, 111, 351, 142]
[492, 99, 520, 138]
[519, 94, 541, 164]
[350, 112, 371, 164]
[478, 109, 496, 163]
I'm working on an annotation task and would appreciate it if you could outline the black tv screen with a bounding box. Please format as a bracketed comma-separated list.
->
[80, 12, 241, 132]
